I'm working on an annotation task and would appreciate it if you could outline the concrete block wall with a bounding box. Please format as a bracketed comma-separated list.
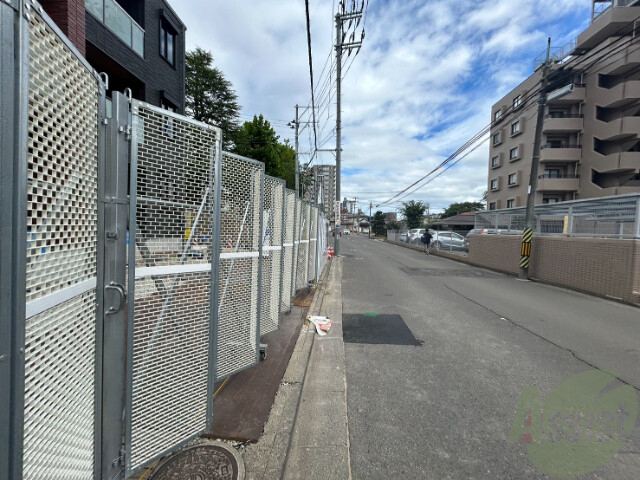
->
[468, 235, 640, 304]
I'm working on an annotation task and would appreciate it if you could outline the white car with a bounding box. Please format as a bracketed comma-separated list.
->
[343, 229, 350, 235]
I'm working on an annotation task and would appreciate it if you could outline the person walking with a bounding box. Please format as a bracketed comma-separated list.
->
[421, 230, 432, 254]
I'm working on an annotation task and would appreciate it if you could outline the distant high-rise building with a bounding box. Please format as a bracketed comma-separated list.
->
[311, 165, 337, 222]
[487, 0, 640, 211]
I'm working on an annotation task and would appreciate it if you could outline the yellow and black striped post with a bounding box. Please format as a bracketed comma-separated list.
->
[520, 228, 533, 269]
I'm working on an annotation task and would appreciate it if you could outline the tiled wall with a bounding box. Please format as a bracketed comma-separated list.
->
[468, 235, 640, 304]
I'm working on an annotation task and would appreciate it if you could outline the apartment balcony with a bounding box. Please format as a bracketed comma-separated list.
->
[542, 114, 584, 133]
[594, 116, 640, 141]
[597, 151, 640, 171]
[577, 3, 640, 50]
[536, 173, 580, 192]
[546, 84, 585, 105]
[593, 80, 640, 108]
[540, 145, 582, 163]
[86, 0, 144, 57]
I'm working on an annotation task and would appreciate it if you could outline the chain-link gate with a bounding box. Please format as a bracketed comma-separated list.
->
[260, 176, 285, 336]
[281, 190, 296, 312]
[9, 5, 105, 479]
[126, 100, 221, 474]
[216, 152, 264, 380]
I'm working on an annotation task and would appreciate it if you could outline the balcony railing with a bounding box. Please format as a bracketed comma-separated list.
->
[593, 0, 640, 20]
[86, 0, 144, 57]
[538, 173, 580, 179]
[541, 144, 582, 149]
[544, 113, 584, 119]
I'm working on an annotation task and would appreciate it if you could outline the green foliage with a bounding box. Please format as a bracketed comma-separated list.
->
[276, 140, 296, 189]
[400, 200, 428, 229]
[372, 211, 386, 236]
[233, 115, 280, 176]
[185, 48, 240, 150]
[441, 201, 485, 219]
[387, 220, 401, 231]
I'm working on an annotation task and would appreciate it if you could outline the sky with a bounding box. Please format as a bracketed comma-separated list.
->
[171, 0, 592, 214]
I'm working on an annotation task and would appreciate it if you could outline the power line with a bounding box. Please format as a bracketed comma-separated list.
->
[305, 0, 318, 154]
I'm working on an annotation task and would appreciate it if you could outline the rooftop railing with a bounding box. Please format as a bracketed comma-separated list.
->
[86, 0, 144, 57]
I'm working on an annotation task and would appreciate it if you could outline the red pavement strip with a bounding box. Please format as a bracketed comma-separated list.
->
[207, 305, 308, 442]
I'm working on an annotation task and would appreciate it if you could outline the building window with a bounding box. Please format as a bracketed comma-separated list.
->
[489, 202, 497, 211]
[509, 146, 519, 160]
[492, 132, 501, 145]
[490, 179, 498, 190]
[160, 20, 177, 66]
[511, 121, 520, 135]
[543, 197, 559, 204]
[507, 199, 515, 208]
[508, 173, 517, 185]
[513, 95, 522, 108]
[494, 110, 501, 121]
[491, 156, 499, 167]
[545, 169, 560, 178]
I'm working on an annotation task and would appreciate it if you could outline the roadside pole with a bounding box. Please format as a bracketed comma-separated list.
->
[520, 38, 551, 280]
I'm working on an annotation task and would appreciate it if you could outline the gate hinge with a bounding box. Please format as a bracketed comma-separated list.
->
[106, 231, 118, 240]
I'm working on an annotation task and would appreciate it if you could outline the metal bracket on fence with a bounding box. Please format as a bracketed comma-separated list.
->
[99, 72, 109, 90]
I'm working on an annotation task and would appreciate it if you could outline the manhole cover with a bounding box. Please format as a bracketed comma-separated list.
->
[150, 442, 245, 480]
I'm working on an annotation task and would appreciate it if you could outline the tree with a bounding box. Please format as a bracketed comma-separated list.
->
[387, 220, 401, 231]
[276, 140, 296, 189]
[441, 201, 485, 219]
[372, 211, 386, 236]
[185, 48, 240, 150]
[400, 200, 428, 229]
[233, 115, 280, 177]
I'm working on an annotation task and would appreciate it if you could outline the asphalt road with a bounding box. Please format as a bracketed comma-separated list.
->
[339, 234, 640, 480]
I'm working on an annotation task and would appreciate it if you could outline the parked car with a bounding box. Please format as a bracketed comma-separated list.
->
[431, 231, 466, 251]
[362, 229, 369, 235]
[398, 230, 409, 242]
[407, 228, 424, 244]
[343, 229, 350, 235]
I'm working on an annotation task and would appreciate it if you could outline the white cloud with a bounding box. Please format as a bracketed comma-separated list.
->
[171, 0, 591, 213]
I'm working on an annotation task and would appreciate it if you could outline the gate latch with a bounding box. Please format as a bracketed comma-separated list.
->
[105, 282, 126, 315]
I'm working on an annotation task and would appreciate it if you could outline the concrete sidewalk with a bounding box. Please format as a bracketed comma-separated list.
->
[243, 257, 350, 480]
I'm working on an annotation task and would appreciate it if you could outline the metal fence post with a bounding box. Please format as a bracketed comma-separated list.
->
[255, 172, 265, 362]
[567, 206, 574, 236]
[98, 91, 130, 478]
[207, 130, 223, 429]
[277, 182, 286, 320]
[0, 2, 28, 478]
[290, 198, 298, 299]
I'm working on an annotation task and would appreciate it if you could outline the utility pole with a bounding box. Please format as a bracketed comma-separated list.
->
[295, 105, 300, 195]
[369, 202, 372, 239]
[334, 4, 363, 256]
[520, 38, 551, 280]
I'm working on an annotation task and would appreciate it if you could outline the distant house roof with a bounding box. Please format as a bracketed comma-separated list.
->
[432, 212, 476, 226]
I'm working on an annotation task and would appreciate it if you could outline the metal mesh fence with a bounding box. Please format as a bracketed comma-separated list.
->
[260, 176, 285, 337]
[216, 152, 264, 380]
[308, 206, 318, 283]
[281, 190, 296, 312]
[296, 202, 310, 290]
[317, 215, 329, 276]
[128, 101, 219, 473]
[476, 194, 640, 238]
[23, 9, 100, 479]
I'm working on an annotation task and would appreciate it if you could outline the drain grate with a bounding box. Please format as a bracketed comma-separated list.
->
[343, 313, 422, 346]
[150, 443, 244, 480]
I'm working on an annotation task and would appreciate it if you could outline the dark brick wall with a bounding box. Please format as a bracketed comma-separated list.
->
[85, 0, 185, 112]
[41, 0, 86, 56]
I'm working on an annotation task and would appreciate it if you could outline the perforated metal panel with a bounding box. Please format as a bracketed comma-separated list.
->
[296, 202, 310, 290]
[128, 101, 220, 473]
[317, 214, 329, 277]
[23, 9, 101, 480]
[260, 176, 285, 336]
[308, 206, 318, 283]
[281, 190, 296, 312]
[215, 152, 264, 380]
